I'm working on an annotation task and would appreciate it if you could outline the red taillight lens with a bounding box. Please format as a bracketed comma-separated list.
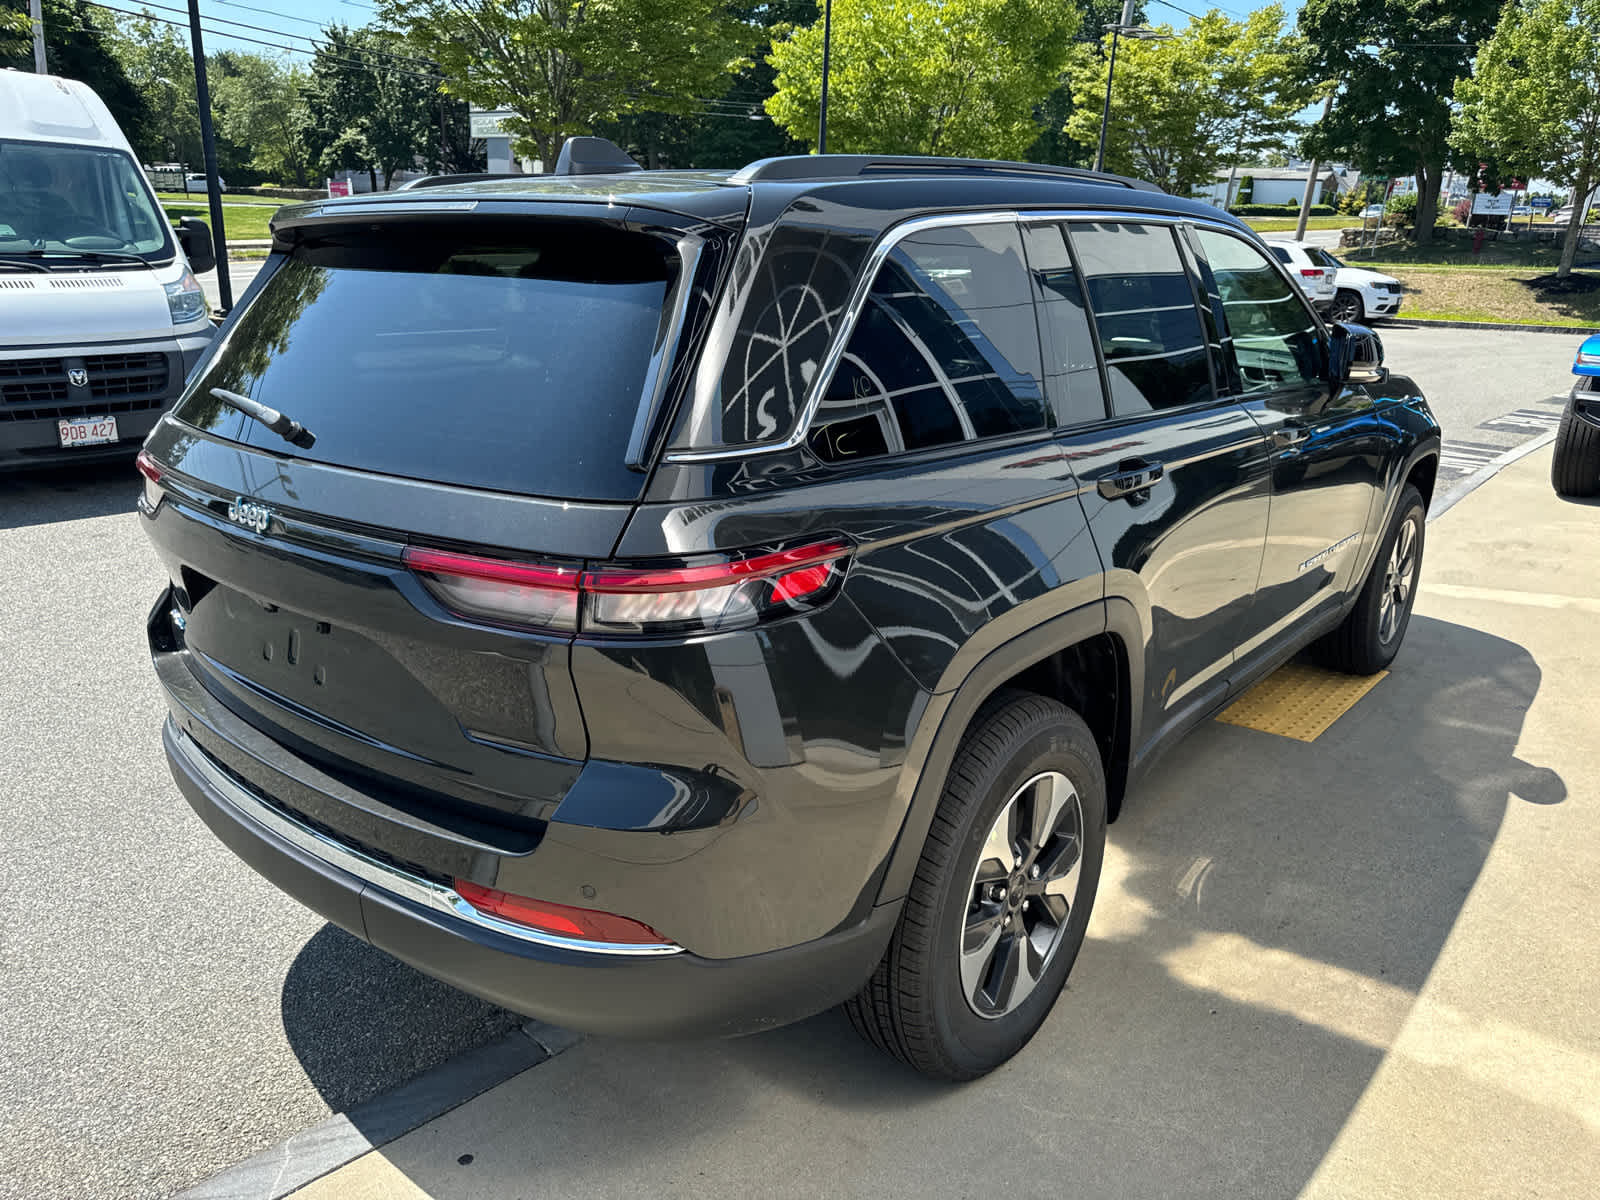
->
[403, 538, 851, 636]
[453, 879, 676, 946]
[136, 450, 164, 508]
[1300, 268, 1324, 278]
[583, 539, 850, 635]
[402, 546, 581, 631]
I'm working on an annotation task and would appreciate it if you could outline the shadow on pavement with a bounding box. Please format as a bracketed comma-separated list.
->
[0, 458, 141, 529]
[281, 615, 1561, 1197]
[281, 926, 522, 1115]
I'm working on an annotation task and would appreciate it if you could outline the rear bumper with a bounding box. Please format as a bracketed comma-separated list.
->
[158, 691, 899, 1039]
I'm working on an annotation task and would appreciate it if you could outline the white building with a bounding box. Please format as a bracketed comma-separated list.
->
[1193, 165, 1346, 209]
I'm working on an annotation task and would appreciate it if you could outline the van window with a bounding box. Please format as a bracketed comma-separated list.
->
[1068, 222, 1212, 414]
[1191, 229, 1322, 397]
[173, 221, 678, 501]
[0, 140, 171, 259]
[806, 222, 1048, 463]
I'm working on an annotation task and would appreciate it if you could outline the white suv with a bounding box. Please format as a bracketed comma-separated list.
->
[1265, 241, 1336, 312]
[1269, 240, 1403, 323]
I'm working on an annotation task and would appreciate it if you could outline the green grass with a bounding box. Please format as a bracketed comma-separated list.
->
[1343, 237, 1585, 269]
[154, 190, 281, 207]
[162, 200, 276, 241]
[1385, 266, 1600, 328]
[1243, 215, 1354, 232]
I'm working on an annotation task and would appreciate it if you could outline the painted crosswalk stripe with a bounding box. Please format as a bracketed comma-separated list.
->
[1479, 408, 1563, 434]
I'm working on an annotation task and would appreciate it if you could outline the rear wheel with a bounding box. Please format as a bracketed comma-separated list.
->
[1315, 484, 1426, 675]
[1330, 289, 1365, 323]
[845, 692, 1106, 1081]
[1551, 395, 1600, 497]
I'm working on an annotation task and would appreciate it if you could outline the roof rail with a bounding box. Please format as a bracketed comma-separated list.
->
[727, 155, 1163, 193]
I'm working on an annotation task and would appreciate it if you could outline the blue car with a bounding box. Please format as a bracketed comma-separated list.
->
[1554, 333, 1600, 495]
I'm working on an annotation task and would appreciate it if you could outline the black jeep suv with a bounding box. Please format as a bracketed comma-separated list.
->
[139, 150, 1440, 1080]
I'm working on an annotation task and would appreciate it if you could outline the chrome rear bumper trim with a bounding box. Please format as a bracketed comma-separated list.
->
[172, 728, 683, 957]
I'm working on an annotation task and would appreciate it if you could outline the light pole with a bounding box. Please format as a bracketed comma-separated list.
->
[1093, 1, 1172, 174]
[818, 0, 834, 154]
[185, 0, 232, 312]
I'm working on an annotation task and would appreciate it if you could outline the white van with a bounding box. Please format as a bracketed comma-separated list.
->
[1, 70, 216, 469]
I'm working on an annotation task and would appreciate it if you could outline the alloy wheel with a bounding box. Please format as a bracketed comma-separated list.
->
[1331, 292, 1364, 323]
[959, 771, 1085, 1019]
[1378, 515, 1418, 644]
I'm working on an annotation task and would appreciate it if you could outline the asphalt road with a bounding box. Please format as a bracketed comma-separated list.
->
[0, 327, 1583, 1198]
[198, 258, 267, 313]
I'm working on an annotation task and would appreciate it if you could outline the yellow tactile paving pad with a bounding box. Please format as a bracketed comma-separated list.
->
[1215, 663, 1388, 742]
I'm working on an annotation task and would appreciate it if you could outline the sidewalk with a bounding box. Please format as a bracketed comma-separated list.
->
[218, 450, 1600, 1200]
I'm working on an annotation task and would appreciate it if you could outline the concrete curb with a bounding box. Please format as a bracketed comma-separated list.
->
[1389, 318, 1594, 336]
[175, 1021, 580, 1200]
[1429, 430, 1559, 524]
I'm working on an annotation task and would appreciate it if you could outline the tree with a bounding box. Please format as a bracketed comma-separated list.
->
[300, 26, 438, 190]
[1026, 0, 1143, 167]
[1452, 0, 1600, 276]
[1299, 0, 1501, 242]
[1062, 8, 1310, 196]
[377, 0, 750, 167]
[1, 0, 152, 152]
[99, 12, 203, 166]
[767, 0, 1081, 158]
[212, 54, 312, 186]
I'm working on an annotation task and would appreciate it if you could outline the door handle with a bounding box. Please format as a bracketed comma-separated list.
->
[1273, 425, 1310, 449]
[1097, 459, 1165, 501]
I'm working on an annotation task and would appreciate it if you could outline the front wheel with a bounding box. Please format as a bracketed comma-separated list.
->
[1330, 289, 1365, 324]
[1315, 484, 1426, 674]
[1551, 394, 1600, 497]
[845, 692, 1106, 1081]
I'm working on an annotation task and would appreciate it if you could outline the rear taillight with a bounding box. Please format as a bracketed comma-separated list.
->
[1300, 268, 1325, 279]
[402, 538, 851, 636]
[136, 449, 163, 509]
[453, 879, 676, 947]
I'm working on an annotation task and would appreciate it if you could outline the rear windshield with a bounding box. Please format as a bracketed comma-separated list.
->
[175, 221, 676, 500]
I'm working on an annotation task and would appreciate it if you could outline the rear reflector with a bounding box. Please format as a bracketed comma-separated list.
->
[453, 879, 676, 946]
[404, 538, 851, 636]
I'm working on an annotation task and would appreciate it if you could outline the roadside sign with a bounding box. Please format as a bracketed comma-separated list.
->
[469, 110, 515, 138]
[1471, 192, 1514, 216]
[1531, 196, 1554, 209]
[327, 179, 352, 198]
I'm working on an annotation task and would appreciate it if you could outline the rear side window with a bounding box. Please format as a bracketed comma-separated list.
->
[806, 222, 1048, 464]
[1068, 222, 1212, 414]
[1268, 245, 1293, 265]
[174, 221, 677, 501]
[1020, 223, 1109, 427]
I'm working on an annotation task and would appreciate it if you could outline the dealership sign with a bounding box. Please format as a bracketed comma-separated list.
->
[1471, 192, 1514, 216]
[469, 110, 516, 138]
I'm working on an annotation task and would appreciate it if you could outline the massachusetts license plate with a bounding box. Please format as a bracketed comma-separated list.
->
[57, 415, 119, 448]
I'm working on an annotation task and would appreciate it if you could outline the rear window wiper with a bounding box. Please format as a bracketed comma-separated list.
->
[209, 387, 316, 449]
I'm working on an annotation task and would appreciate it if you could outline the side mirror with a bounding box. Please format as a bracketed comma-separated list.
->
[176, 217, 215, 274]
[1327, 322, 1386, 385]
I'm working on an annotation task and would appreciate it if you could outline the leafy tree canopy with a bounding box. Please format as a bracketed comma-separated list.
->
[1299, 0, 1501, 238]
[1452, 0, 1600, 275]
[377, 0, 751, 167]
[1064, 6, 1310, 196]
[766, 0, 1082, 159]
[299, 25, 440, 190]
[1, 0, 152, 153]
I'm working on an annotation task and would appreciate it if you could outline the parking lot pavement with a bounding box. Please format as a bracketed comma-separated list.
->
[198, 258, 266, 313]
[276, 447, 1600, 1200]
[0, 465, 522, 1200]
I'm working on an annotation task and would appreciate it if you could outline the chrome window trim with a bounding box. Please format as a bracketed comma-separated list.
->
[663, 207, 1250, 465]
[171, 728, 684, 957]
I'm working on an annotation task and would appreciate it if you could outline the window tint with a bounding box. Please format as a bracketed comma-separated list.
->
[174, 222, 676, 501]
[1192, 229, 1323, 396]
[1021, 223, 1109, 427]
[808, 222, 1048, 463]
[1068, 222, 1212, 414]
[1309, 248, 1345, 270]
[1268, 245, 1293, 264]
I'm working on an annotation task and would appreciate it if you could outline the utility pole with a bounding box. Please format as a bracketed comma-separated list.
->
[30, 0, 47, 73]
[1094, 0, 1136, 174]
[1293, 93, 1334, 240]
[185, 0, 232, 312]
[817, 0, 833, 154]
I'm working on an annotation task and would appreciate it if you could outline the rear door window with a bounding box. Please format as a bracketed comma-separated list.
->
[807, 221, 1049, 464]
[1067, 222, 1212, 414]
[174, 221, 680, 501]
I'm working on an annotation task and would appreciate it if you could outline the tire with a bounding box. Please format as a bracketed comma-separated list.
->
[1330, 289, 1365, 324]
[845, 691, 1106, 1081]
[1314, 484, 1426, 675]
[1551, 396, 1600, 497]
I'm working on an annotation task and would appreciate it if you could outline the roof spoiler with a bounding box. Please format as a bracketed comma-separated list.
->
[554, 137, 643, 176]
